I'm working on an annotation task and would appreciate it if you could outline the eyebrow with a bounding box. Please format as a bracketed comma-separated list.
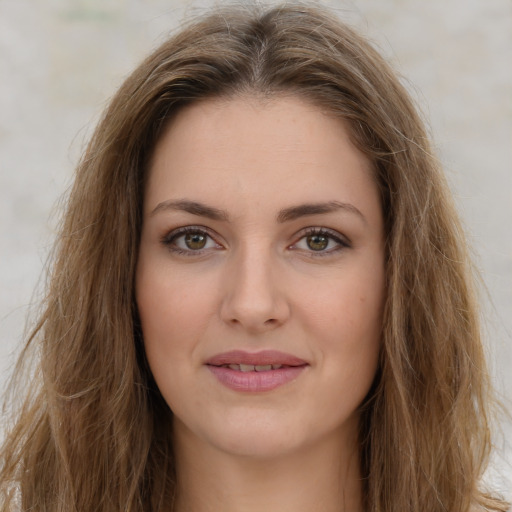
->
[151, 199, 366, 224]
[276, 201, 367, 224]
[151, 199, 229, 221]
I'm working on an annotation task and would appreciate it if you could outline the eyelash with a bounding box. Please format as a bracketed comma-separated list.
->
[160, 226, 220, 256]
[160, 226, 350, 256]
[293, 227, 351, 256]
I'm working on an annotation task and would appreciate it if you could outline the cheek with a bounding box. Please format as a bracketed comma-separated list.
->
[136, 259, 217, 343]
[304, 263, 384, 386]
[135, 259, 224, 407]
[135, 266, 204, 410]
[307, 267, 384, 342]
[136, 265, 186, 377]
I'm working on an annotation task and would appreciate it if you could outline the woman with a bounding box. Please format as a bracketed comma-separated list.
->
[0, 3, 509, 511]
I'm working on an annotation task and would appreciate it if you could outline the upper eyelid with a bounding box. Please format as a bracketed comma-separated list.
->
[160, 226, 224, 256]
[289, 229, 351, 258]
[161, 225, 216, 241]
[160, 225, 350, 249]
[295, 227, 351, 245]
[160, 226, 223, 251]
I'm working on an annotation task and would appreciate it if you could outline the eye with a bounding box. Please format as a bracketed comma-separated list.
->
[181, 232, 209, 250]
[292, 228, 349, 254]
[304, 233, 331, 251]
[161, 227, 221, 254]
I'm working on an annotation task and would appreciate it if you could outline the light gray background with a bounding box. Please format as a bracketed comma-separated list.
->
[1, 0, 510, 498]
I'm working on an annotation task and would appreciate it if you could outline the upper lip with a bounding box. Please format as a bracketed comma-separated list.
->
[205, 350, 308, 367]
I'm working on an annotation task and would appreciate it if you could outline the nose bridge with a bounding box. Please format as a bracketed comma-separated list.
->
[220, 239, 289, 331]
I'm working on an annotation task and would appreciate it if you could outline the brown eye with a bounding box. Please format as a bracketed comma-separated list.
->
[185, 232, 207, 250]
[162, 227, 219, 254]
[306, 234, 329, 251]
[291, 228, 349, 255]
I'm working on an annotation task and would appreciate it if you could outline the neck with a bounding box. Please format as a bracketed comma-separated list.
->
[172, 422, 364, 512]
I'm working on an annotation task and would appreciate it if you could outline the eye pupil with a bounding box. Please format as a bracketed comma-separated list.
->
[185, 232, 207, 250]
[307, 234, 328, 251]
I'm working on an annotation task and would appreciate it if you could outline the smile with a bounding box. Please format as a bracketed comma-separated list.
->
[205, 350, 308, 392]
[219, 363, 284, 371]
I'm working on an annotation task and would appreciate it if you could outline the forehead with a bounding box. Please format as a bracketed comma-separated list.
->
[144, 95, 379, 219]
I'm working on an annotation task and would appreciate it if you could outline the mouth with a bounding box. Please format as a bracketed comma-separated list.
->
[205, 350, 308, 392]
[214, 363, 289, 372]
[205, 349, 308, 367]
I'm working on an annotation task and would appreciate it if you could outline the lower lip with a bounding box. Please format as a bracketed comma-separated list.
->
[206, 365, 307, 392]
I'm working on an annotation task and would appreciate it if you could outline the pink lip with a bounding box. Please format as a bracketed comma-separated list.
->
[205, 350, 308, 392]
[206, 350, 307, 367]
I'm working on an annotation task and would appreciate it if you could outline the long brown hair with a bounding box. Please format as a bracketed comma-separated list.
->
[1, 3, 508, 511]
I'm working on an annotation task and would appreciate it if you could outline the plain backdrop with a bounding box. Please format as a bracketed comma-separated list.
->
[1, 0, 510, 498]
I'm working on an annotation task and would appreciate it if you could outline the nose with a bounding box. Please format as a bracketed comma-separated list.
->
[219, 245, 291, 333]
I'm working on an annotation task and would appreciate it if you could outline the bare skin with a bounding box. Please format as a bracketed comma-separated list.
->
[172, 421, 362, 512]
[136, 95, 385, 512]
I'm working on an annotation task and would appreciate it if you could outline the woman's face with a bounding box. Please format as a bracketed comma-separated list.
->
[136, 95, 385, 459]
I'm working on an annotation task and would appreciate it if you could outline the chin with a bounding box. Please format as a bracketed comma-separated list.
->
[210, 429, 305, 460]
[234, 425, 303, 457]
[174, 405, 357, 462]
[173, 406, 307, 459]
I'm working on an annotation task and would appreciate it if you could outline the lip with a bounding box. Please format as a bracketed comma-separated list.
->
[205, 350, 308, 392]
[206, 350, 307, 367]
